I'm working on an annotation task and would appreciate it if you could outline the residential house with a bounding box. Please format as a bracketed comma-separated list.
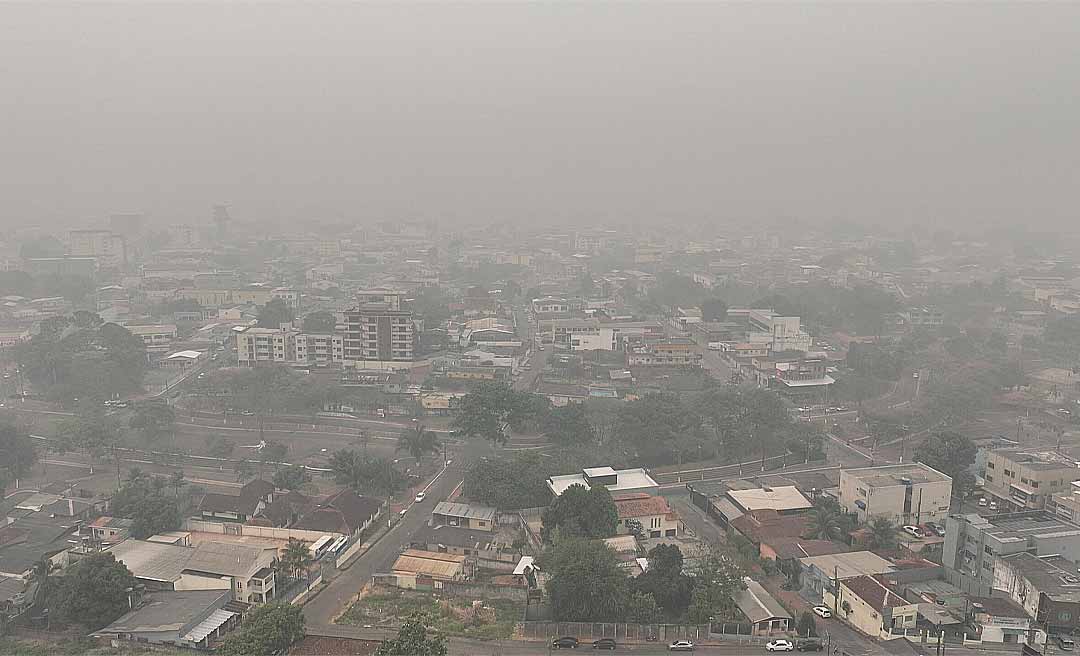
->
[838, 463, 953, 525]
[408, 524, 517, 569]
[83, 516, 133, 546]
[198, 479, 275, 524]
[106, 539, 278, 604]
[612, 493, 681, 538]
[390, 549, 467, 590]
[826, 575, 918, 639]
[726, 485, 814, 516]
[90, 590, 240, 649]
[547, 467, 660, 498]
[734, 578, 793, 636]
[292, 489, 381, 537]
[798, 551, 897, 604]
[431, 502, 497, 532]
[968, 596, 1041, 646]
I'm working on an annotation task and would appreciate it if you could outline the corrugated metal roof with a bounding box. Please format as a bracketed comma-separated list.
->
[392, 549, 466, 580]
[432, 502, 496, 522]
[182, 608, 235, 643]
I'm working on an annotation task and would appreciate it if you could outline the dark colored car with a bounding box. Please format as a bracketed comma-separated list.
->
[552, 637, 580, 649]
[592, 638, 617, 650]
[796, 639, 823, 652]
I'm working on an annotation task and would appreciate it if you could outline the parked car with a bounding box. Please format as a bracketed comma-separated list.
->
[902, 525, 924, 539]
[925, 522, 946, 537]
[592, 638, 617, 650]
[1058, 635, 1075, 651]
[978, 497, 988, 507]
[989, 501, 999, 511]
[812, 605, 832, 619]
[766, 640, 795, 652]
[552, 637, 579, 649]
[796, 639, 823, 652]
[668, 641, 695, 652]
[414, 492, 426, 503]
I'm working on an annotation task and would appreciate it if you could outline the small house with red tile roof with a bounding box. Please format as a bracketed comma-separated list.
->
[612, 493, 681, 538]
[826, 574, 918, 638]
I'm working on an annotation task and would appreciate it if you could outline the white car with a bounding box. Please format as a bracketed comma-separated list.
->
[414, 492, 426, 503]
[812, 605, 832, 619]
[903, 525, 924, 539]
[668, 640, 695, 652]
[989, 501, 999, 511]
[766, 640, 794, 652]
[978, 497, 988, 507]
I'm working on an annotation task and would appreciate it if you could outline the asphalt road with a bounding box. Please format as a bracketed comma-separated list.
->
[302, 460, 468, 626]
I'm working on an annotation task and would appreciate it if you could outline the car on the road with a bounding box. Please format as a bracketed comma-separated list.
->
[989, 500, 999, 511]
[766, 639, 795, 652]
[538, 345, 545, 351]
[414, 492, 426, 503]
[592, 638, 617, 650]
[925, 522, 946, 537]
[978, 497, 988, 507]
[903, 525, 924, 539]
[667, 640, 695, 652]
[1057, 635, 1075, 650]
[240, 410, 255, 416]
[798, 407, 811, 413]
[796, 639, 823, 652]
[551, 636, 579, 649]
[913, 372, 920, 378]
[1059, 408, 1073, 415]
[811, 605, 832, 618]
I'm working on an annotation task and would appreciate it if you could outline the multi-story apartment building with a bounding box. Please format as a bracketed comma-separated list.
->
[1049, 482, 1080, 524]
[983, 449, 1079, 511]
[727, 308, 813, 353]
[356, 289, 408, 311]
[993, 552, 1080, 635]
[626, 338, 702, 367]
[343, 303, 415, 365]
[943, 511, 1080, 596]
[294, 333, 344, 367]
[68, 229, 127, 269]
[837, 463, 953, 525]
[236, 327, 297, 365]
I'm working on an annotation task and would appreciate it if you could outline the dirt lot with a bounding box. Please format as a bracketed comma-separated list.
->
[337, 588, 523, 640]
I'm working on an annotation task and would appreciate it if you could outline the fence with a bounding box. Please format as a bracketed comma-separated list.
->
[289, 573, 324, 605]
[184, 519, 344, 544]
[517, 622, 709, 643]
[335, 535, 366, 569]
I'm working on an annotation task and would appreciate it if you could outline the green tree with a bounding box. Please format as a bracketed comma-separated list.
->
[623, 518, 646, 542]
[625, 591, 662, 624]
[51, 552, 136, 630]
[686, 547, 746, 623]
[541, 484, 618, 542]
[543, 536, 629, 622]
[541, 403, 594, 445]
[374, 612, 448, 656]
[129, 401, 176, 444]
[112, 473, 181, 539]
[451, 382, 549, 448]
[256, 299, 296, 328]
[396, 424, 441, 469]
[914, 431, 977, 497]
[206, 435, 235, 460]
[168, 470, 186, 498]
[633, 544, 693, 616]
[868, 517, 897, 551]
[278, 538, 313, 581]
[463, 452, 555, 511]
[797, 610, 818, 637]
[0, 422, 37, 491]
[617, 392, 703, 464]
[273, 465, 312, 491]
[804, 507, 846, 541]
[328, 450, 405, 496]
[301, 310, 337, 333]
[217, 601, 305, 656]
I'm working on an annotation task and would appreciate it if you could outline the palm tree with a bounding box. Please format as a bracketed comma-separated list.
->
[279, 538, 313, 581]
[396, 424, 441, 470]
[868, 517, 897, 551]
[804, 508, 845, 541]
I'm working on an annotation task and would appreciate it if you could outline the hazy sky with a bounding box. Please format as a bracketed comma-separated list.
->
[2, 3, 1079, 231]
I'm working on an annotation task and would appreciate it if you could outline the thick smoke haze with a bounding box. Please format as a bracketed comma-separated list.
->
[2, 3, 1078, 230]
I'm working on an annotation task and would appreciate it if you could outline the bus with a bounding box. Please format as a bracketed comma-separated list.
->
[328, 536, 348, 554]
[309, 535, 334, 559]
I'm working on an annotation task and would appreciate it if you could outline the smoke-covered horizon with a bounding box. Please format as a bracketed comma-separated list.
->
[2, 3, 1079, 232]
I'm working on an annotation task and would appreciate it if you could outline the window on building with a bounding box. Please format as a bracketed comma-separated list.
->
[1021, 478, 1029, 484]
[1032, 482, 1040, 488]
[1004, 469, 1014, 477]
[986, 474, 994, 482]
[984, 545, 993, 555]
[987, 462, 995, 470]
[1061, 612, 1073, 622]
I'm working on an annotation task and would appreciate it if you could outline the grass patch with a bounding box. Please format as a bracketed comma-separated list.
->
[337, 590, 523, 640]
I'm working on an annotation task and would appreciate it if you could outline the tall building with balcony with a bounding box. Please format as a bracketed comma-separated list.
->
[294, 333, 344, 367]
[343, 303, 415, 365]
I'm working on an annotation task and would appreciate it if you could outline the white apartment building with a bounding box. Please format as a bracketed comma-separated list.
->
[294, 333, 344, 366]
[838, 463, 953, 525]
[236, 327, 296, 365]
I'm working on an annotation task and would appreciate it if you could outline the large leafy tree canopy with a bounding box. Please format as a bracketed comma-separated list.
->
[217, 601, 305, 656]
[450, 382, 549, 446]
[914, 431, 977, 496]
[541, 403, 594, 446]
[374, 613, 448, 656]
[111, 470, 182, 539]
[541, 484, 618, 542]
[632, 544, 694, 617]
[256, 299, 296, 328]
[0, 422, 36, 491]
[542, 535, 629, 622]
[301, 310, 337, 333]
[52, 552, 137, 630]
[463, 452, 556, 511]
[14, 315, 148, 405]
[328, 449, 405, 496]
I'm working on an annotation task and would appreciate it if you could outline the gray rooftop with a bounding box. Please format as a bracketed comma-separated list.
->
[734, 578, 793, 624]
[800, 551, 897, 579]
[92, 590, 229, 636]
[842, 462, 952, 487]
[999, 552, 1080, 603]
[958, 511, 1080, 544]
[432, 502, 496, 523]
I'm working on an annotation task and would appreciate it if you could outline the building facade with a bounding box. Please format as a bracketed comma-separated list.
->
[343, 303, 415, 364]
[984, 449, 1079, 511]
[838, 463, 953, 525]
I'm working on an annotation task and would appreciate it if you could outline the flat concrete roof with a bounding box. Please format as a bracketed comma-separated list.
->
[842, 462, 952, 487]
[727, 486, 813, 513]
[547, 468, 659, 497]
[800, 551, 896, 579]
